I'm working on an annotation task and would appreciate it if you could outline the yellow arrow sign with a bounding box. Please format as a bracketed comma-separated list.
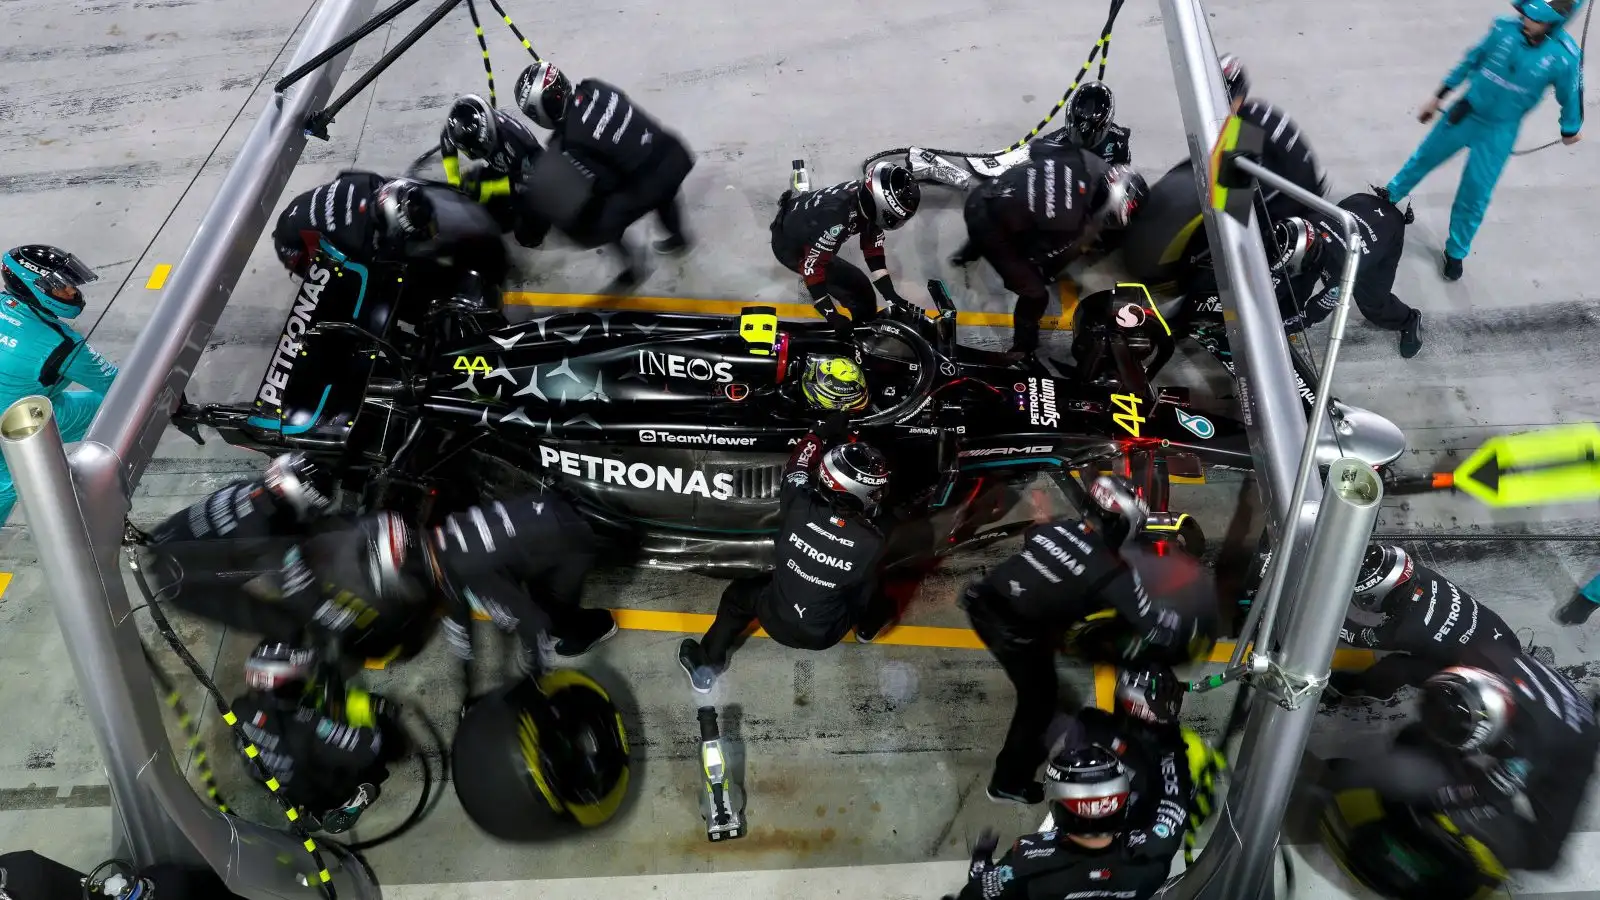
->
[1450, 423, 1600, 507]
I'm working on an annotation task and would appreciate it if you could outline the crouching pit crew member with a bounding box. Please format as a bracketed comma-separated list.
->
[440, 93, 553, 249]
[231, 642, 408, 833]
[1322, 653, 1600, 898]
[517, 62, 697, 285]
[951, 144, 1147, 359]
[273, 172, 442, 276]
[678, 404, 897, 692]
[1327, 544, 1520, 703]
[962, 475, 1219, 804]
[948, 745, 1175, 900]
[771, 161, 922, 337]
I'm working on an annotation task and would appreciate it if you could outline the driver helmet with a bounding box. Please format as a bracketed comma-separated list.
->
[360, 511, 431, 606]
[1094, 166, 1148, 229]
[1421, 666, 1515, 752]
[859, 161, 921, 231]
[445, 94, 499, 160]
[1115, 662, 1185, 726]
[516, 62, 572, 130]
[1, 245, 98, 320]
[817, 441, 890, 514]
[1351, 544, 1413, 612]
[375, 178, 437, 245]
[1084, 474, 1149, 550]
[263, 452, 335, 521]
[244, 641, 320, 695]
[801, 355, 869, 412]
[1044, 745, 1132, 835]
[1068, 82, 1117, 148]
[1271, 216, 1324, 274]
[1219, 53, 1250, 106]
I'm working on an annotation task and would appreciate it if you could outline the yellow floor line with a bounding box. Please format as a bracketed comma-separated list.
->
[1093, 663, 1116, 710]
[468, 606, 1376, 670]
[503, 284, 1080, 332]
[146, 264, 172, 290]
[0, 572, 11, 600]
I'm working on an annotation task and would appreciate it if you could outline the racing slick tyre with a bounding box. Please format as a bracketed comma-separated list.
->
[1120, 160, 1205, 292]
[1320, 789, 1507, 900]
[453, 671, 631, 842]
[1133, 514, 1205, 559]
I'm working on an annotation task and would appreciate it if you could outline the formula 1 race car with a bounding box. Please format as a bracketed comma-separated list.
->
[175, 248, 1256, 576]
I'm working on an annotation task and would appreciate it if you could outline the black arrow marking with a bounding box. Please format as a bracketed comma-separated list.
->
[1460, 442, 1598, 495]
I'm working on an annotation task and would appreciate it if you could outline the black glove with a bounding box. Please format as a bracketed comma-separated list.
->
[971, 828, 1000, 863]
[821, 304, 854, 340]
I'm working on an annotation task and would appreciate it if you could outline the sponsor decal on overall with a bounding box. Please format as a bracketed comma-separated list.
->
[538, 445, 735, 499]
[788, 532, 853, 571]
[1174, 408, 1216, 439]
[1115, 302, 1147, 328]
[258, 260, 332, 407]
[1026, 377, 1060, 427]
[636, 349, 733, 383]
[638, 429, 758, 447]
[958, 445, 1053, 458]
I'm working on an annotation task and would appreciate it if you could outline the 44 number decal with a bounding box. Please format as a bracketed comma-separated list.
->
[1111, 393, 1145, 438]
[453, 355, 491, 374]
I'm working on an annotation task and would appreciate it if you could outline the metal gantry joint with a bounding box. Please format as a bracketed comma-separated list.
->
[1248, 651, 1327, 711]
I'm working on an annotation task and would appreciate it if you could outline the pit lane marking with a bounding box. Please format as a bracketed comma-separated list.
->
[503, 286, 1082, 331]
[146, 264, 172, 290]
[464, 604, 1376, 671]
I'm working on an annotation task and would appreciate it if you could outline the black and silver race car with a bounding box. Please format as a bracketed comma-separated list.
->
[176, 239, 1256, 576]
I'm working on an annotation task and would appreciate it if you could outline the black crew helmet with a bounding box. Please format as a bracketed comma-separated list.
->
[1084, 474, 1149, 550]
[1271, 217, 1326, 273]
[375, 178, 437, 244]
[1068, 82, 1116, 147]
[1421, 666, 1515, 752]
[1219, 53, 1250, 104]
[1115, 662, 1185, 726]
[516, 61, 572, 130]
[860, 161, 921, 231]
[1044, 745, 1133, 835]
[262, 451, 335, 521]
[1351, 544, 1413, 612]
[243, 641, 320, 696]
[445, 94, 499, 160]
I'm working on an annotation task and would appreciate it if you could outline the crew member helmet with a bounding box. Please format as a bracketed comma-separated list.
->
[1351, 544, 1414, 612]
[1115, 662, 1185, 726]
[516, 62, 572, 130]
[1096, 166, 1148, 229]
[1271, 216, 1325, 274]
[1421, 666, 1515, 752]
[1068, 82, 1117, 148]
[445, 94, 499, 160]
[375, 178, 437, 244]
[244, 641, 320, 695]
[860, 161, 921, 231]
[1045, 745, 1133, 835]
[263, 452, 335, 521]
[1, 245, 98, 319]
[801, 355, 869, 412]
[1085, 474, 1149, 550]
[1219, 54, 1250, 105]
[818, 441, 890, 513]
[360, 511, 429, 605]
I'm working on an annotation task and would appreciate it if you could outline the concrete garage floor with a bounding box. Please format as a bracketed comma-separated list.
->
[0, 0, 1597, 897]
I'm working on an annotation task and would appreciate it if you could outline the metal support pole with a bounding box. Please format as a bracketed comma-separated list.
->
[304, 0, 468, 139]
[274, 0, 432, 94]
[1228, 157, 1364, 670]
[9, 0, 381, 894]
[1155, 0, 1320, 540]
[1163, 461, 1382, 899]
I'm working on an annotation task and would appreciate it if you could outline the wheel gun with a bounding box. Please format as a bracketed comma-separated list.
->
[697, 706, 745, 841]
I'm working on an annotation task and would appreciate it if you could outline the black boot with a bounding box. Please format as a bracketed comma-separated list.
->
[1442, 254, 1464, 281]
[1398, 310, 1423, 359]
[552, 609, 620, 659]
[653, 233, 690, 256]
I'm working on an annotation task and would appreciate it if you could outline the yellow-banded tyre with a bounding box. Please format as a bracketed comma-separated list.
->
[453, 671, 632, 841]
[1119, 160, 1206, 291]
[1319, 789, 1506, 900]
